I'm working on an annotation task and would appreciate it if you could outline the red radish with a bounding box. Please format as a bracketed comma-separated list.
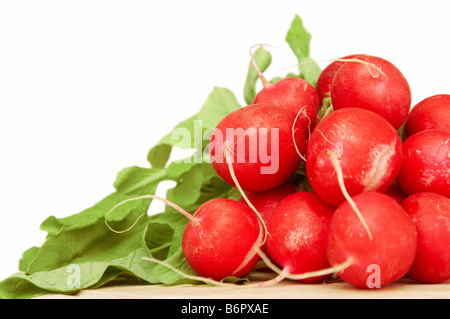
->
[315, 54, 361, 104]
[330, 55, 411, 130]
[404, 94, 450, 138]
[252, 77, 320, 136]
[209, 104, 306, 192]
[306, 107, 403, 207]
[401, 192, 450, 284]
[327, 192, 417, 288]
[182, 198, 262, 281]
[396, 129, 450, 198]
[238, 181, 299, 224]
[265, 192, 335, 283]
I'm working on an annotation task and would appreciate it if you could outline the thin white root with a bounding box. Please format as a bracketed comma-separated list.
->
[105, 211, 146, 234]
[322, 104, 334, 118]
[292, 105, 308, 162]
[328, 151, 374, 241]
[257, 249, 354, 281]
[284, 259, 353, 280]
[141, 257, 232, 287]
[105, 194, 198, 234]
[142, 251, 351, 288]
[231, 219, 265, 277]
[283, 57, 386, 79]
[141, 256, 287, 288]
[251, 270, 287, 288]
[331, 58, 385, 78]
[249, 44, 271, 87]
[223, 145, 268, 276]
[223, 145, 268, 241]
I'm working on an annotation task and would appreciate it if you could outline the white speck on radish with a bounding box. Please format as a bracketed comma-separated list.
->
[285, 228, 314, 251]
[362, 141, 397, 192]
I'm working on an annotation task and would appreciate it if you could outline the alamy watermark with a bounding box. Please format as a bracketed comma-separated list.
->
[171, 120, 281, 174]
[66, 264, 81, 290]
[366, 263, 381, 288]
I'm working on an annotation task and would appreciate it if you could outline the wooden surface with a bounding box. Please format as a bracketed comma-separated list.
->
[37, 277, 450, 299]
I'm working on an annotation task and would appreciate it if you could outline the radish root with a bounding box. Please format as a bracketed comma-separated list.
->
[142, 248, 353, 289]
[331, 58, 385, 78]
[223, 143, 268, 242]
[284, 57, 386, 79]
[257, 249, 354, 281]
[142, 256, 233, 287]
[223, 143, 268, 276]
[249, 43, 281, 88]
[328, 151, 374, 240]
[292, 105, 308, 162]
[142, 256, 286, 288]
[249, 44, 271, 87]
[105, 194, 198, 234]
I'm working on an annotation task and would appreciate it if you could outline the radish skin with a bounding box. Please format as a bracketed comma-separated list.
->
[326, 192, 417, 288]
[182, 198, 262, 281]
[404, 94, 450, 137]
[209, 104, 306, 192]
[315, 54, 362, 103]
[396, 129, 450, 197]
[238, 181, 299, 225]
[330, 55, 411, 130]
[253, 77, 320, 137]
[265, 192, 335, 283]
[383, 184, 407, 204]
[402, 192, 450, 284]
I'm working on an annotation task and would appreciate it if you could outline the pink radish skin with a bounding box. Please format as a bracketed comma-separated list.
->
[209, 104, 306, 192]
[239, 181, 299, 255]
[181, 198, 261, 281]
[315, 54, 361, 103]
[330, 55, 411, 130]
[252, 77, 320, 136]
[327, 192, 417, 288]
[396, 129, 450, 198]
[266, 192, 335, 283]
[401, 192, 450, 284]
[306, 107, 403, 207]
[238, 181, 299, 224]
[383, 184, 408, 204]
[404, 94, 450, 138]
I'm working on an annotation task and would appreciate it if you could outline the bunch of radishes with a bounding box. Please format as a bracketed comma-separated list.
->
[169, 53, 450, 289]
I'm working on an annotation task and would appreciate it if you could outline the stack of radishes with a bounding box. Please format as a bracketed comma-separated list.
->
[177, 54, 450, 289]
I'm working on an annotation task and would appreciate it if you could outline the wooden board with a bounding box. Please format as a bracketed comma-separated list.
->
[37, 278, 450, 299]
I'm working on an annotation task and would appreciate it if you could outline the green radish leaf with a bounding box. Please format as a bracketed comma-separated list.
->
[0, 248, 157, 299]
[147, 87, 241, 168]
[285, 14, 321, 87]
[114, 166, 167, 195]
[18, 247, 40, 273]
[166, 163, 232, 215]
[25, 193, 151, 274]
[147, 144, 172, 169]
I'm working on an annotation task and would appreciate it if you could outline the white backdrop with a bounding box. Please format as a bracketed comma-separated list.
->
[1, 0, 449, 280]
